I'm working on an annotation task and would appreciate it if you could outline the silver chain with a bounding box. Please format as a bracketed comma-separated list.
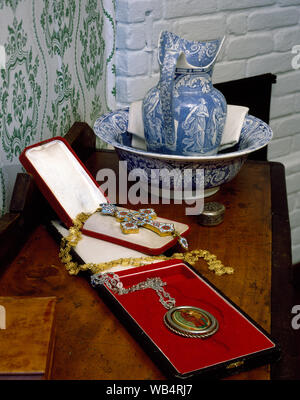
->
[91, 273, 176, 310]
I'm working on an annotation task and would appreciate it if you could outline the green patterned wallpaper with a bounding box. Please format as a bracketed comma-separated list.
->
[0, 0, 116, 215]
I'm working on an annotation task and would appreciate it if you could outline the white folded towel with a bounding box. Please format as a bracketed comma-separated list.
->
[128, 101, 249, 152]
[220, 105, 249, 151]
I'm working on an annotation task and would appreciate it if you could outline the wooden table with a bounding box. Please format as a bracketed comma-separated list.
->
[0, 123, 296, 380]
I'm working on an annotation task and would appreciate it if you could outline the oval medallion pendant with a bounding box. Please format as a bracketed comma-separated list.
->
[164, 306, 219, 338]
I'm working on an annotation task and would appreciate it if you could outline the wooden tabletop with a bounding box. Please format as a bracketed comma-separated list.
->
[0, 152, 284, 380]
[0, 122, 295, 380]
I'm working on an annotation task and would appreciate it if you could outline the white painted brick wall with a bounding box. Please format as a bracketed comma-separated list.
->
[248, 8, 299, 31]
[226, 13, 248, 35]
[164, 0, 218, 18]
[115, 0, 300, 264]
[226, 33, 274, 60]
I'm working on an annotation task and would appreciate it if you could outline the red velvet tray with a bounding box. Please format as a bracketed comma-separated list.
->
[19, 137, 189, 255]
[94, 260, 280, 379]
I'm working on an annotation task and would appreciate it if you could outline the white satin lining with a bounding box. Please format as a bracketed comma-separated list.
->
[25, 140, 107, 219]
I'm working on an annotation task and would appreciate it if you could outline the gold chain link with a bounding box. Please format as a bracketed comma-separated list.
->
[59, 209, 234, 276]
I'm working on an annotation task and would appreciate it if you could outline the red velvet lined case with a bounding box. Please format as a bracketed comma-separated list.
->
[94, 259, 280, 379]
[19, 137, 190, 255]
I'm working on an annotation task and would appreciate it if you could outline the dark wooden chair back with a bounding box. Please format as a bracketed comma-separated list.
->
[215, 73, 277, 161]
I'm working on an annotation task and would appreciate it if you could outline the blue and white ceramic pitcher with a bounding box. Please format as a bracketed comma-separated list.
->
[142, 31, 227, 156]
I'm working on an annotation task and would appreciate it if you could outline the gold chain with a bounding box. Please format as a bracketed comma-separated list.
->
[59, 209, 234, 277]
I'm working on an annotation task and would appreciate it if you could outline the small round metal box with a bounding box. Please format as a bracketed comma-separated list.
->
[198, 202, 225, 226]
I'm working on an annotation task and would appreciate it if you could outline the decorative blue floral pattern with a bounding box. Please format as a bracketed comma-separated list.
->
[94, 107, 129, 145]
[93, 109, 273, 192]
[115, 148, 246, 191]
[158, 31, 221, 70]
[142, 31, 226, 156]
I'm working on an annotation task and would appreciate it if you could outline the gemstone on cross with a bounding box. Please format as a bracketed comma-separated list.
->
[115, 209, 132, 221]
[147, 220, 176, 236]
[99, 203, 117, 216]
[98, 204, 187, 249]
[120, 220, 139, 234]
[118, 208, 158, 234]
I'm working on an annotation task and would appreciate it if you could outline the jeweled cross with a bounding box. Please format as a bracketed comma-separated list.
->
[99, 204, 188, 250]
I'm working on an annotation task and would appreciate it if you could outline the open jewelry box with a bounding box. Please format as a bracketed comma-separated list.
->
[19, 136, 280, 379]
[19, 137, 190, 255]
[46, 219, 281, 379]
[44, 215, 282, 379]
[91, 259, 280, 379]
